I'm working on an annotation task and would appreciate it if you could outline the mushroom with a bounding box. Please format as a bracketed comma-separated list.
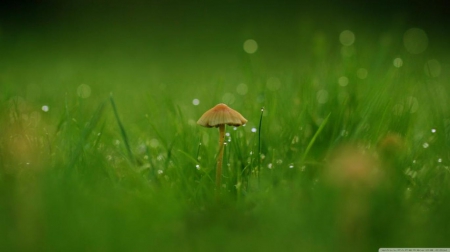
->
[197, 103, 248, 191]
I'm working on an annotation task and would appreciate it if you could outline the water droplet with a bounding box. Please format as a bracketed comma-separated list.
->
[438, 158, 442, 163]
[276, 159, 283, 164]
[423, 142, 429, 148]
[157, 170, 163, 174]
[225, 132, 230, 137]
[233, 127, 237, 131]
[251, 128, 257, 133]
[41, 105, 49, 112]
[192, 99, 200, 106]
[412, 160, 416, 164]
[431, 129, 436, 133]
[267, 163, 273, 169]
[195, 164, 200, 170]
[288, 163, 294, 169]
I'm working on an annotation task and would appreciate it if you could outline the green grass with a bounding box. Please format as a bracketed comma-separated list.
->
[1, 8, 450, 251]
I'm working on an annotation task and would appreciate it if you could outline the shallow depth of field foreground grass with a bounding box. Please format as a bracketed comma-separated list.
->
[1, 3, 450, 251]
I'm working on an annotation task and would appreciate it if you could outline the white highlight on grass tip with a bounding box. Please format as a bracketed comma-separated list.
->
[42, 105, 49, 112]
[243, 39, 258, 54]
[192, 98, 200, 106]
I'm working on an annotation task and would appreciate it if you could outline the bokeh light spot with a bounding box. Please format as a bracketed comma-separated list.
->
[222, 93, 235, 104]
[406, 96, 419, 113]
[77, 84, 91, 99]
[424, 59, 441, 77]
[393, 58, 403, 68]
[266, 77, 281, 91]
[42, 105, 49, 112]
[338, 76, 349, 87]
[192, 98, 200, 106]
[236, 83, 248, 95]
[243, 39, 258, 54]
[339, 30, 355, 46]
[317, 89, 329, 104]
[403, 28, 428, 54]
[357, 68, 368, 79]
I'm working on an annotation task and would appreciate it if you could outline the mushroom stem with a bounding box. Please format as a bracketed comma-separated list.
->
[216, 124, 226, 192]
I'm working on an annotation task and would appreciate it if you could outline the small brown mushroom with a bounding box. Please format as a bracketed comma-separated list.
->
[197, 103, 247, 191]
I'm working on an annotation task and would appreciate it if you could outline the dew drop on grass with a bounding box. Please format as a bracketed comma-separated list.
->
[195, 164, 200, 170]
[192, 99, 200, 105]
[157, 170, 163, 174]
[289, 163, 294, 169]
[438, 158, 442, 163]
[42, 105, 49, 112]
[431, 129, 436, 133]
[233, 127, 237, 130]
[423, 142, 429, 148]
[276, 159, 283, 164]
[267, 163, 273, 169]
[251, 128, 257, 133]
[226, 132, 230, 137]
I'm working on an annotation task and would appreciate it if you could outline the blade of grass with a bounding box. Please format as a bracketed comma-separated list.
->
[301, 112, 331, 163]
[110, 94, 135, 164]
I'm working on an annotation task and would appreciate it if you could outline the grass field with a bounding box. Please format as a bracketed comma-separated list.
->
[1, 2, 450, 251]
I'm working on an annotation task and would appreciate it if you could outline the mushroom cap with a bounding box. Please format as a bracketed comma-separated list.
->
[197, 103, 248, 128]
